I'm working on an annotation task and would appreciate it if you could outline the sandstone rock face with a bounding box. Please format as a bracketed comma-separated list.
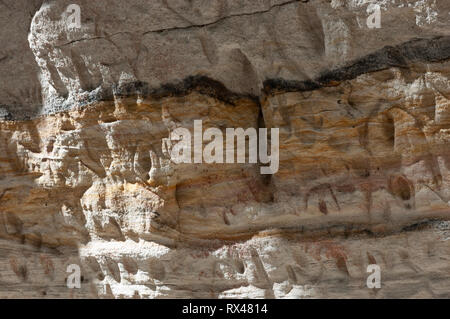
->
[0, 0, 449, 298]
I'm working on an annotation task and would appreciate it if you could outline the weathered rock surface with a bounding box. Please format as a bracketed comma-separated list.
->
[0, 0, 449, 298]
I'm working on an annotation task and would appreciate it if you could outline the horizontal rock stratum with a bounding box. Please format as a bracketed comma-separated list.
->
[0, 0, 449, 298]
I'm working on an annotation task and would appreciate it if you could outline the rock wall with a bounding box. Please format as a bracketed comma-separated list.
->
[0, 0, 449, 298]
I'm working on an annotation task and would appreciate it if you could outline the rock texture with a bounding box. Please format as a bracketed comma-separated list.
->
[0, 0, 449, 298]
